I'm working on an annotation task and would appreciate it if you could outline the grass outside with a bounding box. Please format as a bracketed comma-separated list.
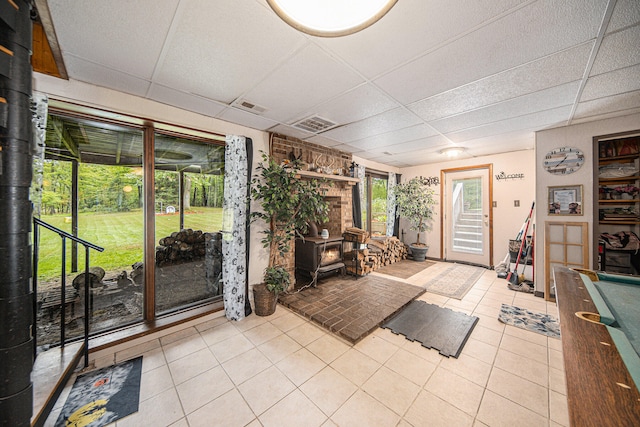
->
[37, 208, 223, 283]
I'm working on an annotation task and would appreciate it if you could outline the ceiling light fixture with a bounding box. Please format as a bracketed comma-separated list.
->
[440, 147, 466, 158]
[266, 0, 398, 37]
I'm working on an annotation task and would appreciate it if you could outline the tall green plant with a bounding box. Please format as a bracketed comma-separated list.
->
[393, 177, 437, 246]
[251, 153, 329, 290]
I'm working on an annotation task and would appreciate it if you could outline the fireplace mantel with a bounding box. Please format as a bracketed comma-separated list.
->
[295, 170, 359, 185]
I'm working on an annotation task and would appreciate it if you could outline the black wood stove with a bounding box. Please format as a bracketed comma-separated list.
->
[295, 236, 345, 284]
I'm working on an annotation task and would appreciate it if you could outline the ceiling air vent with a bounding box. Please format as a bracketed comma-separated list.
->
[293, 115, 337, 133]
[232, 99, 267, 114]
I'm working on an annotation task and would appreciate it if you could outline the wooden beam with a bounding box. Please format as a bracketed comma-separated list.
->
[31, 21, 60, 77]
[51, 118, 80, 160]
[33, 0, 68, 79]
[143, 126, 155, 321]
[115, 133, 125, 164]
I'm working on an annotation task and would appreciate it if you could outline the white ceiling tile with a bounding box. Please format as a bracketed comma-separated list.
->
[570, 108, 640, 125]
[591, 25, 640, 76]
[607, 0, 640, 33]
[408, 42, 593, 121]
[330, 144, 366, 155]
[63, 55, 151, 97]
[322, 108, 422, 143]
[428, 81, 580, 134]
[375, 0, 607, 104]
[445, 106, 573, 142]
[373, 135, 451, 155]
[292, 84, 398, 127]
[148, 84, 226, 118]
[242, 43, 364, 122]
[378, 150, 443, 166]
[574, 90, 640, 120]
[268, 124, 314, 140]
[305, 135, 343, 148]
[155, 0, 307, 104]
[581, 64, 640, 101]
[348, 124, 440, 150]
[48, 0, 179, 79]
[466, 135, 534, 157]
[44, 0, 640, 167]
[216, 108, 279, 131]
[314, 0, 528, 79]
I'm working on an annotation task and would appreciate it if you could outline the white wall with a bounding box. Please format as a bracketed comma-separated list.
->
[534, 113, 640, 294]
[400, 149, 536, 267]
[352, 156, 401, 175]
[33, 74, 271, 287]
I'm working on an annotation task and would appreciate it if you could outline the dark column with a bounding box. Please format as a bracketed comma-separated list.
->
[0, 1, 34, 426]
[71, 159, 78, 272]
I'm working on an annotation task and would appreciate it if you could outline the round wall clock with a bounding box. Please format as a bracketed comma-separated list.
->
[543, 147, 585, 175]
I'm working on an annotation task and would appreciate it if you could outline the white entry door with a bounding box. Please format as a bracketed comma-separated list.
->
[443, 167, 492, 267]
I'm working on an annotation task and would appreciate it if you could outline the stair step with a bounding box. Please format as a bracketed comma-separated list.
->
[32, 342, 84, 426]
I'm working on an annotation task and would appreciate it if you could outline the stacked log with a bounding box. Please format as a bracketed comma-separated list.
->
[343, 235, 408, 276]
[368, 237, 408, 266]
[155, 229, 206, 266]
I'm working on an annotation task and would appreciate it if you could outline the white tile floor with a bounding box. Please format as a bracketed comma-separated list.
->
[44, 262, 569, 427]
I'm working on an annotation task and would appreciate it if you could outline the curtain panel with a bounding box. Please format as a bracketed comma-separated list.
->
[31, 92, 48, 218]
[222, 135, 249, 320]
[386, 172, 396, 236]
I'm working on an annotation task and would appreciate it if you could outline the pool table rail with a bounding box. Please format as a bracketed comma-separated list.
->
[553, 266, 640, 426]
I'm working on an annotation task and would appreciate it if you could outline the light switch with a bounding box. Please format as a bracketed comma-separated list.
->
[493, 201, 497, 207]
[514, 200, 520, 207]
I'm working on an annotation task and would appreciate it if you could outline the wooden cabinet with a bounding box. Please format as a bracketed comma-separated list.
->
[595, 133, 640, 274]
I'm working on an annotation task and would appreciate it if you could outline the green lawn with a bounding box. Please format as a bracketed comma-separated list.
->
[37, 208, 223, 282]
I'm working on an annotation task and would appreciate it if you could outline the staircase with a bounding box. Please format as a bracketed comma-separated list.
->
[453, 210, 483, 253]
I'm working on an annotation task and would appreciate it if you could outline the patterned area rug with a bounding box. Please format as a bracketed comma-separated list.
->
[56, 356, 143, 426]
[375, 259, 436, 279]
[422, 263, 485, 299]
[498, 304, 561, 338]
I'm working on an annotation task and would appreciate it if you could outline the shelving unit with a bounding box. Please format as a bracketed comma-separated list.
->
[595, 133, 640, 274]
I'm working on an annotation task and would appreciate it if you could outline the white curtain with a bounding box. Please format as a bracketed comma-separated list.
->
[31, 92, 48, 218]
[356, 164, 366, 227]
[222, 135, 248, 320]
[386, 172, 396, 236]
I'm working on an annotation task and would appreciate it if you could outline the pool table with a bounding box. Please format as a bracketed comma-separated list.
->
[553, 267, 640, 426]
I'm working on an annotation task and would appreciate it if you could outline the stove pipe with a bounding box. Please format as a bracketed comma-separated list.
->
[0, 1, 34, 425]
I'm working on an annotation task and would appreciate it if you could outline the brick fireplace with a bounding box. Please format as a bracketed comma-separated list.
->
[270, 134, 356, 285]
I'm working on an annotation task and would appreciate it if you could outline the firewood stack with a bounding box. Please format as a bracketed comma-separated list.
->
[155, 229, 206, 266]
[343, 228, 408, 276]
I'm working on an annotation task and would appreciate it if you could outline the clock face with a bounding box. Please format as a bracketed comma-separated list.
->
[543, 147, 585, 175]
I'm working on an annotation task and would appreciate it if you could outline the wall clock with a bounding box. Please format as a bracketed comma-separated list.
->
[543, 147, 585, 175]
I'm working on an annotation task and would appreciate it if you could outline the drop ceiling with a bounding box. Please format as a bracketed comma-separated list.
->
[39, 0, 640, 167]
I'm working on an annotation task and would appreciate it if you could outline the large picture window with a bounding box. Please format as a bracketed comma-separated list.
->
[34, 109, 225, 349]
[362, 172, 388, 236]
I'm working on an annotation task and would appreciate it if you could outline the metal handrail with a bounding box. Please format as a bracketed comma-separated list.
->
[32, 218, 104, 368]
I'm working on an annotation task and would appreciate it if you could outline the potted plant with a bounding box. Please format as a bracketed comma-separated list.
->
[250, 152, 328, 315]
[393, 177, 437, 261]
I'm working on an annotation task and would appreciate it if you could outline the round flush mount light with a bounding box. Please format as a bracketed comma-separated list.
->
[440, 147, 466, 158]
[267, 0, 399, 37]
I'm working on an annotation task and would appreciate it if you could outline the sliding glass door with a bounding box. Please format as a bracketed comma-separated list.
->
[154, 132, 225, 314]
[36, 115, 145, 346]
[34, 111, 226, 349]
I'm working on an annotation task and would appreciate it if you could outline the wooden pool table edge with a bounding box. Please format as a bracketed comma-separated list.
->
[553, 267, 640, 426]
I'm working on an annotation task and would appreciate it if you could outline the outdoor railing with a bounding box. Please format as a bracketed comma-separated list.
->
[32, 218, 104, 368]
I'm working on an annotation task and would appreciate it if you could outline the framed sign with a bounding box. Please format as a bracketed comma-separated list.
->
[548, 185, 583, 215]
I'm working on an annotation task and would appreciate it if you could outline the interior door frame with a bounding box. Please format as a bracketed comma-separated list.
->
[440, 164, 494, 267]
